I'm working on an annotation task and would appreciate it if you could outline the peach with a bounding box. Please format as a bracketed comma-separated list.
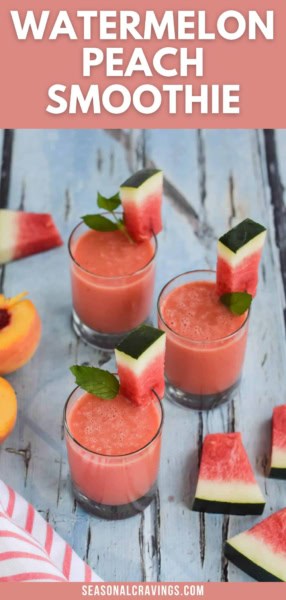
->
[0, 377, 17, 443]
[0, 292, 42, 374]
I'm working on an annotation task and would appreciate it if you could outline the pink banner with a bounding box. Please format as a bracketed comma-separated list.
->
[0, 0, 285, 127]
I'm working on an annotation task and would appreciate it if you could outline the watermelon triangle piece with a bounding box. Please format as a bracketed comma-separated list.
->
[115, 324, 166, 406]
[225, 508, 286, 582]
[269, 405, 286, 479]
[192, 433, 265, 515]
[120, 169, 163, 242]
[216, 218, 266, 297]
[0, 210, 63, 264]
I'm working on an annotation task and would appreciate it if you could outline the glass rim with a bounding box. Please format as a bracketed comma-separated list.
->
[68, 215, 157, 280]
[64, 383, 164, 458]
[157, 269, 250, 344]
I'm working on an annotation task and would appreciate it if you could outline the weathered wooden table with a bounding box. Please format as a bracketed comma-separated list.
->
[0, 129, 286, 582]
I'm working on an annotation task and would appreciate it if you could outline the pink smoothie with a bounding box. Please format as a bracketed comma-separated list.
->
[159, 281, 248, 396]
[70, 228, 156, 333]
[65, 390, 162, 506]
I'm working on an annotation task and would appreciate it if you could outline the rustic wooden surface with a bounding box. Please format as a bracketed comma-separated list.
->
[0, 129, 286, 582]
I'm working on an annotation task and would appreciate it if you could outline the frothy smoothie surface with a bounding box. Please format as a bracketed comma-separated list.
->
[161, 281, 246, 341]
[72, 229, 154, 277]
[68, 392, 161, 455]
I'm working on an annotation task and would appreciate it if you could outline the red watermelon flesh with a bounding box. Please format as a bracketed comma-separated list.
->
[225, 508, 286, 581]
[216, 219, 266, 298]
[192, 433, 265, 515]
[217, 248, 263, 297]
[120, 169, 163, 242]
[117, 356, 165, 406]
[0, 210, 63, 265]
[115, 324, 166, 406]
[269, 405, 286, 478]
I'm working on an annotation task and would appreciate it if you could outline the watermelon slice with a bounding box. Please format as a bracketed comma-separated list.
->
[192, 433, 265, 515]
[0, 210, 63, 265]
[269, 405, 286, 479]
[225, 508, 286, 582]
[120, 169, 163, 242]
[216, 218, 266, 297]
[115, 324, 166, 406]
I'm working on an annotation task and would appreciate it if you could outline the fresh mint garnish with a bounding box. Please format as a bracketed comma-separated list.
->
[97, 192, 121, 212]
[70, 365, 119, 399]
[82, 214, 118, 232]
[81, 192, 133, 242]
[220, 292, 252, 315]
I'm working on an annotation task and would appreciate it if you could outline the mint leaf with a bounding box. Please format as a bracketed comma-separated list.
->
[70, 365, 119, 399]
[220, 292, 252, 315]
[97, 192, 121, 212]
[82, 214, 118, 232]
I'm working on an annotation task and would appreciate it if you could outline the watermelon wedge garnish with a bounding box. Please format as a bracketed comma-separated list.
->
[115, 324, 166, 405]
[120, 169, 163, 242]
[216, 218, 266, 297]
[269, 405, 286, 479]
[0, 210, 63, 265]
[192, 433, 265, 515]
[225, 508, 286, 582]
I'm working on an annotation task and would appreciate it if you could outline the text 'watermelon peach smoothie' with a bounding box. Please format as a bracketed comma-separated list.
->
[158, 219, 266, 410]
[65, 325, 166, 519]
[69, 169, 163, 350]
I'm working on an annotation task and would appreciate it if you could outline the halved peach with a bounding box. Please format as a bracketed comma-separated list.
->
[0, 377, 17, 443]
[0, 292, 42, 374]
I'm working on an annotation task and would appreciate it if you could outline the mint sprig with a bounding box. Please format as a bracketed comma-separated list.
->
[70, 365, 119, 399]
[82, 214, 118, 232]
[97, 191, 121, 212]
[220, 292, 252, 315]
[81, 192, 133, 242]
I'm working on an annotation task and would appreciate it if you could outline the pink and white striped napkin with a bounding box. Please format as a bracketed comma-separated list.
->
[0, 480, 101, 582]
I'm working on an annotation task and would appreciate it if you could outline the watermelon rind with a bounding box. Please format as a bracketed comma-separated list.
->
[218, 219, 266, 268]
[120, 170, 163, 204]
[0, 209, 63, 265]
[116, 325, 165, 362]
[269, 405, 286, 479]
[120, 169, 162, 190]
[225, 509, 286, 582]
[219, 218, 266, 253]
[192, 433, 265, 516]
[269, 467, 286, 480]
[193, 498, 265, 516]
[115, 324, 166, 405]
[225, 541, 283, 582]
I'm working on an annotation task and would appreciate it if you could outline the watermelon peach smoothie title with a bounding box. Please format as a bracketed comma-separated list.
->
[10, 9, 274, 116]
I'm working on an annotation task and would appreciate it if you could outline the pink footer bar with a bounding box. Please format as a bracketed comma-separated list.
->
[0, 583, 286, 599]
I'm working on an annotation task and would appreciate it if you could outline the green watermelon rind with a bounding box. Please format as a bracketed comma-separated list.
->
[192, 497, 265, 516]
[120, 169, 162, 190]
[116, 325, 165, 360]
[268, 467, 286, 480]
[219, 218, 266, 254]
[225, 542, 283, 582]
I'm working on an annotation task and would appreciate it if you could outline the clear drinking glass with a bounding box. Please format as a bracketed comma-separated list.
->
[68, 219, 157, 350]
[157, 270, 249, 410]
[64, 386, 164, 520]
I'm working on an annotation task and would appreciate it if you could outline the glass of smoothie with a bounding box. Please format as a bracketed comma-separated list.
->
[64, 381, 163, 519]
[68, 217, 157, 350]
[158, 270, 249, 410]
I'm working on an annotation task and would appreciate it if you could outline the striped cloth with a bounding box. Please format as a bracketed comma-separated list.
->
[0, 480, 101, 582]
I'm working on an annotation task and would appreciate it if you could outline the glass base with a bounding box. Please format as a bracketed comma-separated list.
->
[165, 377, 240, 411]
[72, 310, 153, 350]
[72, 482, 157, 520]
